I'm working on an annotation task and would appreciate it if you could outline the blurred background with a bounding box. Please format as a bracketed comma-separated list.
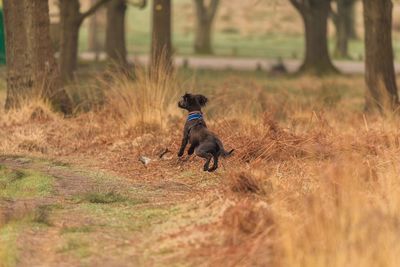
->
[46, 0, 400, 62]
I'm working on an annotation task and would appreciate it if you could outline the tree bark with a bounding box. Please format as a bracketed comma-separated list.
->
[151, 0, 172, 74]
[195, 19, 212, 54]
[347, 1, 357, 40]
[59, 0, 111, 82]
[59, 0, 81, 82]
[193, 0, 219, 54]
[105, 0, 127, 66]
[88, 0, 100, 53]
[363, 0, 399, 111]
[290, 0, 338, 75]
[3, 0, 72, 113]
[332, 0, 355, 58]
[3, 0, 29, 109]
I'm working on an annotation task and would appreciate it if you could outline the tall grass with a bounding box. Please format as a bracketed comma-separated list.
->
[0, 99, 58, 126]
[274, 156, 400, 267]
[103, 65, 182, 132]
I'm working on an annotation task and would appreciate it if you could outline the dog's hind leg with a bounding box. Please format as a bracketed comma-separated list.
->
[208, 154, 219, 172]
[195, 147, 213, 171]
[188, 144, 196, 155]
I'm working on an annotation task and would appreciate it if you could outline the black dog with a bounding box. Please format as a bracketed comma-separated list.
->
[177, 93, 234, 172]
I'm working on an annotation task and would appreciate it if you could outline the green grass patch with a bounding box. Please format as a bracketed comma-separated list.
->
[53, 203, 179, 261]
[57, 238, 90, 258]
[0, 222, 23, 267]
[76, 203, 177, 231]
[0, 207, 52, 267]
[60, 226, 93, 234]
[75, 191, 128, 204]
[49, 160, 71, 168]
[0, 167, 54, 200]
[73, 186, 150, 206]
[84, 191, 127, 204]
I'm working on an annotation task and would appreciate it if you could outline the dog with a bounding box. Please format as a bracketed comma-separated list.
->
[177, 93, 234, 172]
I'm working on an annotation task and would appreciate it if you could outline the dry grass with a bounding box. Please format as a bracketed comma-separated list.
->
[103, 66, 182, 132]
[2, 70, 400, 266]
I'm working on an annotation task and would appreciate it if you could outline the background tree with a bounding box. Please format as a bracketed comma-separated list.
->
[151, 0, 172, 73]
[3, 0, 72, 113]
[105, 0, 128, 66]
[59, 0, 111, 82]
[363, 0, 399, 111]
[347, 0, 358, 40]
[289, 0, 338, 75]
[105, 0, 147, 67]
[193, 0, 219, 54]
[331, 0, 356, 58]
[88, 0, 106, 60]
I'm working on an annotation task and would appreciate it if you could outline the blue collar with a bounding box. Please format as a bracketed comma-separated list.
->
[187, 112, 203, 122]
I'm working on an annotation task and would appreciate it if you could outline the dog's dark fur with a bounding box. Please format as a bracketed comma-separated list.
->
[177, 93, 234, 172]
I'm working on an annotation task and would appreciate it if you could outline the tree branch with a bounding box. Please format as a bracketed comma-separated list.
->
[194, 0, 208, 23]
[80, 0, 112, 21]
[194, 0, 206, 22]
[289, 0, 303, 12]
[207, 0, 220, 21]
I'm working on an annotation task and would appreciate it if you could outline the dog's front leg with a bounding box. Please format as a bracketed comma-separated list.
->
[178, 130, 189, 157]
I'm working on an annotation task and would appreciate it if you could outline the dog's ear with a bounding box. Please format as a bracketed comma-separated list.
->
[196, 95, 208, 107]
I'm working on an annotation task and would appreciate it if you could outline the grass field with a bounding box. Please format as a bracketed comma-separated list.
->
[2, 67, 400, 266]
[76, 0, 400, 60]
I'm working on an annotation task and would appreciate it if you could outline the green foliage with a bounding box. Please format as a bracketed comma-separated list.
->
[0, 167, 54, 200]
[83, 191, 128, 204]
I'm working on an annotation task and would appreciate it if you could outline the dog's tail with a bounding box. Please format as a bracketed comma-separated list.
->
[216, 139, 234, 158]
[221, 148, 235, 158]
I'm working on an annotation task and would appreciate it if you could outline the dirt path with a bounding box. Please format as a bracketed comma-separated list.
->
[79, 52, 400, 74]
[0, 155, 225, 267]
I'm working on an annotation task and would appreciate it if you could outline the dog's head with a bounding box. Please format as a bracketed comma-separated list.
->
[178, 93, 208, 112]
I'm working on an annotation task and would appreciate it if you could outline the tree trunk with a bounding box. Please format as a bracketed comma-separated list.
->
[59, 0, 111, 82]
[363, 0, 399, 111]
[59, 0, 82, 82]
[347, 1, 357, 40]
[3, 0, 72, 113]
[333, 0, 349, 58]
[3, 0, 29, 109]
[88, 0, 99, 53]
[151, 0, 172, 74]
[290, 0, 338, 75]
[193, 0, 219, 55]
[195, 19, 212, 54]
[332, 0, 356, 58]
[105, 0, 127, 66]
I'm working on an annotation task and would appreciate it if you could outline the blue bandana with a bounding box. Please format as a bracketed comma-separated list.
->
[187, 113, 203, 122]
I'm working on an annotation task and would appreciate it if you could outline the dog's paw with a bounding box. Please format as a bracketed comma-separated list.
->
[177, 151, 184, 157]
[208, 167, 217, 172]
